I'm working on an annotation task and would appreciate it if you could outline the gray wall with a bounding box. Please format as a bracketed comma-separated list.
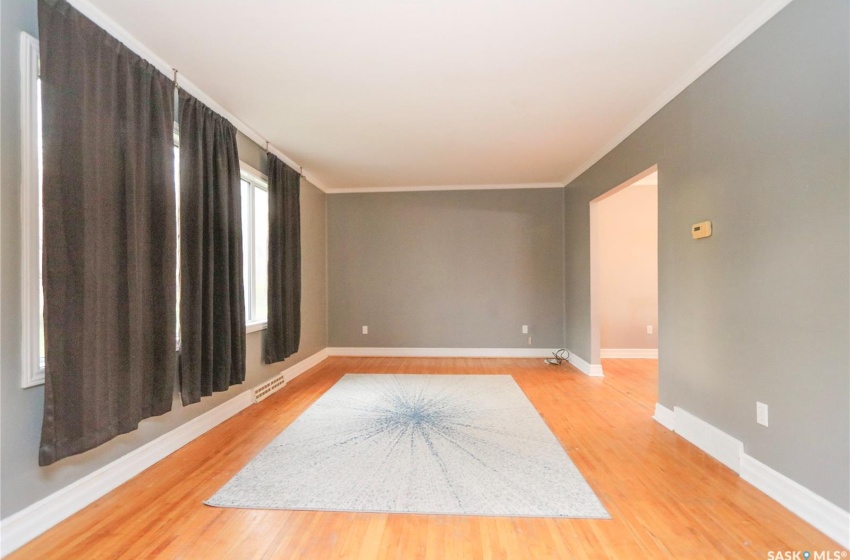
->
[328, 189, 564, 349]
[0, 0, 327, 518]
[563, 0, 848, 509]
[235, 129, 268, 173]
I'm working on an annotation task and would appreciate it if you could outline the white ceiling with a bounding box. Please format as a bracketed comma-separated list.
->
[84, 0, 788, 191]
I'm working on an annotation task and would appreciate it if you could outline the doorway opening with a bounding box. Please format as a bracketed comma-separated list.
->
[589, 165, 658, 376]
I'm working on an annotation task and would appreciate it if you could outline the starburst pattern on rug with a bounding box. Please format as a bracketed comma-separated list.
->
[206, 374, 610, 518]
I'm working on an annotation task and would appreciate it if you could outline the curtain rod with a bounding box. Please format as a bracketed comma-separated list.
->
[171, 66, 315, 185]
[66, 0, 328, 190]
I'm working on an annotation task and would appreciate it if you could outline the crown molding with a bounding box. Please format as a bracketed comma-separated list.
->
[325, 182, 564, 194]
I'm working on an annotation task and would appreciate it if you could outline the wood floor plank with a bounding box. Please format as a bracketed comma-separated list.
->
[8, 357, 845, 559]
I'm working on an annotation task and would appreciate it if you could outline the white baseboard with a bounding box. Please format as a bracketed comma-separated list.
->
[325, 347, 555, 358]
[0, 349, 329, 557]
[564, 351, 604, 377]
[327, 347, 606, 377]
[283, 348, 329, 383]
[0, 392, 252, 557]
[740, 455, 850, 549]
[600, 348, 658, 359]
[654, 403, 849, 548]
[566, 351, 589, 374]
[653, 403, 675, 430]
[673, 406, 743, 473]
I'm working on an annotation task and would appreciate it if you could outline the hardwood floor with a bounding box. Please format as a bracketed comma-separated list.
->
[9, 357, 843, 559]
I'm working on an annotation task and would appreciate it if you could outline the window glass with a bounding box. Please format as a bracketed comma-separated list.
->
[37, 77, 45, 368]
[240, 174, 268, 325]
[23, 35, 46, 386]
[253, 187, 269, 321]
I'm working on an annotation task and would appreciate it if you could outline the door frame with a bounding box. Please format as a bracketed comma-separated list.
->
[588, 164, 658, 375]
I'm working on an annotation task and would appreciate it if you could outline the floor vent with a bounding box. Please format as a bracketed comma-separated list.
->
[253, 373, 287, 403]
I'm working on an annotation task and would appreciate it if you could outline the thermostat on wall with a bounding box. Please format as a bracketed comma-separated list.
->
[692, 221, 712, 239]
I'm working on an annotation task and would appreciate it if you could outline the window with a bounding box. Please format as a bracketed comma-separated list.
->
[21, 33, 44, 388]
[20, 32, 266, 387]
[241, 167, 269, 331]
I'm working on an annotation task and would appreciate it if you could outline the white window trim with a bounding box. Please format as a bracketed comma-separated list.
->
[20, 32, 43, 388]
[240, 162, 267, 185]
[241, 164, 268, 333]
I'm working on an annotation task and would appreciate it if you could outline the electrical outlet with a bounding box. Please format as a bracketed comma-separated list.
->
[647, 325, 653, 334]
[362, 325, 368, 335]
[528, 336, 532, 346]
[522, 325, 528, 334]
[756, 401, 768, 427]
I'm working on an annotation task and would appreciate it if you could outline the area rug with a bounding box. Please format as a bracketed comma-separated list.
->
[206, 374, 609, 518]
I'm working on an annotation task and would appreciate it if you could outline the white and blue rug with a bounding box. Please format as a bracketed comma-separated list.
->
[206, 374, 609, 518]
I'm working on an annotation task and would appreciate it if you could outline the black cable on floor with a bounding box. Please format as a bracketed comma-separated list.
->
[545, 348, 569, 366]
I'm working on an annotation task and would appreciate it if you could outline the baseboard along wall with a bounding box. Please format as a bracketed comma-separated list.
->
[600, 348, 658, 359]
[653, 403, 850, 548]
[325, 347, 555, 358]
[6, 349, 843, 554]
[564, 351, 604, 377]
[0, 349, 330, 557]
[325, 347, 607, 378]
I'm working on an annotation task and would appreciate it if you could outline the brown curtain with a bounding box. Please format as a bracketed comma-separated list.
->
[264, 154, 301, 364]
[38, 0, 177, 465]
[178, 91, 246, 405]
